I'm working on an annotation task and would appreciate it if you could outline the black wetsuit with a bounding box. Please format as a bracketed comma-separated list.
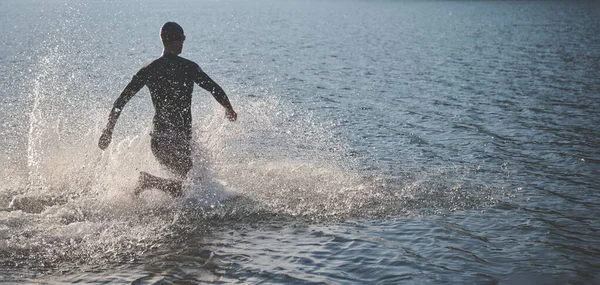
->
[112, 54, 230, 177]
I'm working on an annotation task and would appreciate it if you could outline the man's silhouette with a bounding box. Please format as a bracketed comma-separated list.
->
[98, 22, 237, 197]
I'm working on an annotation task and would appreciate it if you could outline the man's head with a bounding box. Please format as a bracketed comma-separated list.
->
[160, 22, 185, 55]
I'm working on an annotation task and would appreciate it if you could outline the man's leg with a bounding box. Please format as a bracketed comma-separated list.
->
[135, 172, 183, 197]
[134, 135, 192, 197]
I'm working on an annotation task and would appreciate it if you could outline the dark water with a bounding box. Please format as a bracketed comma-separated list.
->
[1, 0, 599, 284]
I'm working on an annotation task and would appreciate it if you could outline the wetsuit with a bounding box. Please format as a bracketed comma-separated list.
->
[112, 54, 232, 178]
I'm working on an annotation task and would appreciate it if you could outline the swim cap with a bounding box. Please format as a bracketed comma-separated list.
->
[160, 22, 185, 43]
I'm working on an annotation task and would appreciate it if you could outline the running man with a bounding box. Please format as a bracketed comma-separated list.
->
[98, 22, 237, 197]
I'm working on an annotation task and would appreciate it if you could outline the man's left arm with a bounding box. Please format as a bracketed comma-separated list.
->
[194, 69, 237, 122]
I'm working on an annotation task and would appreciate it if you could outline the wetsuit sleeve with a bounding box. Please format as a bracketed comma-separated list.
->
[193, 65, 233, 110]
[113, 69, 147, 110]
[100, 68, 148, 146]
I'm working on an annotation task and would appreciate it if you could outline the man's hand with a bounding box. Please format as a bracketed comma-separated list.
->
[98, 128, 113, 150]
[226, 107, 237, 122]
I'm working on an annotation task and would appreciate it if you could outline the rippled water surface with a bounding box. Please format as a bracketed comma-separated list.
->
[1, 0, 599, 284]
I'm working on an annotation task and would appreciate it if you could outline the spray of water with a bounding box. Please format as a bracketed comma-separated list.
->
[0, 2, 508, 272]
[2, 57, 505, 270]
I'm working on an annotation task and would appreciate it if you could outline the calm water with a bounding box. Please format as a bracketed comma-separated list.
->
[1, 0, 599, 284]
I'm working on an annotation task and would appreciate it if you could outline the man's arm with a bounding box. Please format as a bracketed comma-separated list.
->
[194, 70, 237, 121]
[98, 74, 145, 150]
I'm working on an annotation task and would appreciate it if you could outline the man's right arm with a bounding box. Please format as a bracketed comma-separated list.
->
[98, 73, 146, 150]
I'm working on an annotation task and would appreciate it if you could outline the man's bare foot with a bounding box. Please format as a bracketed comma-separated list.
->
[134, 171, 183, 198]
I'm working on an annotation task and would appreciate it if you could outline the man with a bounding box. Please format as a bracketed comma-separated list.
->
[98, 22, 237, 197]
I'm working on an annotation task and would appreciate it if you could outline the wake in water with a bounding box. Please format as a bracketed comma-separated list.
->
[1, 86, 506, 272]
[0, 41, 507, 274]
[0, 82, 506, 272]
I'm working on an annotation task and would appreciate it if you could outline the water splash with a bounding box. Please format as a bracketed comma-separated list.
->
[5, 69, 507, 270]
[0, 2, 509, 273]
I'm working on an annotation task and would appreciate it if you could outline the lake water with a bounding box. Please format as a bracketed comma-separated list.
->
[1, 0, 599, 284]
